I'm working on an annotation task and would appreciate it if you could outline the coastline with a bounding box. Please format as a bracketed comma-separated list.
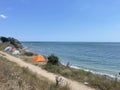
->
[1, 41, 120, 90]
[63, 63, 119, 80]
[22, 42, 120, 80]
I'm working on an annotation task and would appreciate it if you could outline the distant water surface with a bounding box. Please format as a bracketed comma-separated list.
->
[22, 42, 120, 77]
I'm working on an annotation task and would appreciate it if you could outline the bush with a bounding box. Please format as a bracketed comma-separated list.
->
[24, 52, 34, 56]
[0, 36, 23, 49]
[47, 54, 59, 65]
[0, 37, 9, 42]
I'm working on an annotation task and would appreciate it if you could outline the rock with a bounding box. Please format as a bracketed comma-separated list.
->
[84, 82, 89, 85]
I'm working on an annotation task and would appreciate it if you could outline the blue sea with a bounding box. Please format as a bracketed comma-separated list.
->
[22, 42, 120, 78]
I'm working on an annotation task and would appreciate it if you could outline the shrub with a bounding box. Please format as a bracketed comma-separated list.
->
[24, 52, 34, 56]
[0, 36, 23, 49]
[47, 54, 59, 65]
[0, 37, 9, 42]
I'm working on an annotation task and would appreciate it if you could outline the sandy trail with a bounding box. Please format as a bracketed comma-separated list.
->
[0, 51, 95, 90]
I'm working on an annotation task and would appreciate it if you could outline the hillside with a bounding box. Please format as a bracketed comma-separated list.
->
[0, 36, 23, 49]
[0, 56, 69, 90]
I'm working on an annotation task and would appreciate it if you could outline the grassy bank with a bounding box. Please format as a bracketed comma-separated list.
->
[0, 56, 70, 90]
[41, 64, 120, 90]
[18, 54, 120, 90]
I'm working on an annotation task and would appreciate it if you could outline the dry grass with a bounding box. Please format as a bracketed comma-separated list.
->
[0, 56, 70, 90]
[42, 64, 120, 90]
[0, 43, 9, 50]
[1, 43, 120, 90]
[17, 54, 120, 90]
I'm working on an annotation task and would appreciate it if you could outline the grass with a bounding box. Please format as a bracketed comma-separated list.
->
[0, 43, 9, 50]
[0, 56, 70, 90]
[41, 63, 120, 90]
[18, 54, 120, 90]
[1, 43, 120, 90]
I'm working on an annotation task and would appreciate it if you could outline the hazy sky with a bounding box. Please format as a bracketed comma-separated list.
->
[0, 0, 120, 42]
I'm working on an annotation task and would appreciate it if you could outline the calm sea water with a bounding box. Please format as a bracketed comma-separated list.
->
[22, 42, 120, 77]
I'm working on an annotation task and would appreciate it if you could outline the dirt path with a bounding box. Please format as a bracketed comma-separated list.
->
[0, 51, 95, 90]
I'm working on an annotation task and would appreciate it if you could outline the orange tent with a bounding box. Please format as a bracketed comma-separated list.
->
[33, 55, 46, 62]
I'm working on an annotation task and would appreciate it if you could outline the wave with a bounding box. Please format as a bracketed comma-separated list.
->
[62, 62, 120, 80]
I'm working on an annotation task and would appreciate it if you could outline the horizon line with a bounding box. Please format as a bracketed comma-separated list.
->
[21, 41, 120, 43]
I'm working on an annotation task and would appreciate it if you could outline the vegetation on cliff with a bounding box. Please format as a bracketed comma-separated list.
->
[0, 36, 23, 49]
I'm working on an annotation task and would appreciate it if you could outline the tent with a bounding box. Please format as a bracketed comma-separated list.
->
[10, 48, 16, 52]
[4, 46, 12, 52]
[12, 50, 20, 55]
[33, 55, 46, 62]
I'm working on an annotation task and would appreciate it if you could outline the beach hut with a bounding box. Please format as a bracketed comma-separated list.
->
[33, 55, 46, 62]
[4, 46, 12, 52]
[12, 50, 20, 55]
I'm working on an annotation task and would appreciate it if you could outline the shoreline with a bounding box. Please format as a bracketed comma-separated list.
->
[23, 45, 120, 80]
[22, 42, 120, 81]
[1, 41, 120, 90]
[61, 62, 120, 80]
[20, 45, 120, 81]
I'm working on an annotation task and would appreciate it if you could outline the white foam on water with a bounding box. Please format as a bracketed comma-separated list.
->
[69, 64, 120, 80]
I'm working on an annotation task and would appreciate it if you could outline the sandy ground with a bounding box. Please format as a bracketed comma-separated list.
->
[0, 51, 95, 90]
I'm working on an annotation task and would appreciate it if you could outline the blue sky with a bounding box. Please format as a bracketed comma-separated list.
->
[0, 0, 120, 42]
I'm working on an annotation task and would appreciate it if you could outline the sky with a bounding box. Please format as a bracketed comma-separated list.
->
[0, 0, 120, 42]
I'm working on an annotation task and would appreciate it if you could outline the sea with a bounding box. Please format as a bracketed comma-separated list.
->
[22, 42, 120, 78]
